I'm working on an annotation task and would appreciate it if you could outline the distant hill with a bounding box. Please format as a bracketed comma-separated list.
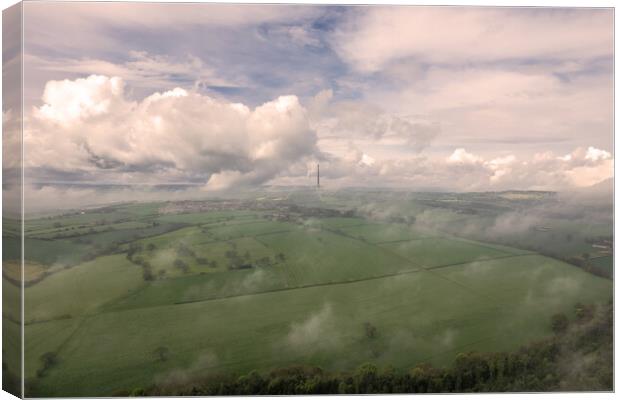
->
[559, 177, 613, 204]
[586, 177, 613, 194]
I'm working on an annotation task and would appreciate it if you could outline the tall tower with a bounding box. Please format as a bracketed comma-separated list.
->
[317, 163, 320, 188]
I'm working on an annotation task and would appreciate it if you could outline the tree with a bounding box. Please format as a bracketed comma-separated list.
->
[130, 387, 146, 396]
[40, 352, 58, 369]
[147, 243, 157, 252]
[174, 259, 189, 273]
[143, 264, 155, 281]
[237, 370, 266, 395]
[37, 351, 58, 377]
[364, 322, 377, 339]
[551, 313, 569, 334]
[259, 256, 272, 267]
[127, 243, 143, 259]
[574, 302, 595, 323]
[153, 346, 170, 362]
[176, 244, 195, 258]
[581, 253, 592, 271]
[172, 258, 189, 272]
[354, 362, 378, 393]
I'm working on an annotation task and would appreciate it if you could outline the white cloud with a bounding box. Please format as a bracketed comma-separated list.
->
[286, 304, 341, 352]
[300, 145, 613, 192]
[487, 155, 516, 182]
[359, 153, 375, 167]
[447, 148, 483, 165]
[326, 9, 612, 160]
[26, 51, 238, 97]
[309, 89, 440, 153]
[24, 3, 321, 54]
[26, 75, 318, 189]
[365, 65, 612, 157]
[278, 25, 323, 48]
[35, 75, 127, 125]
[585, 146, 611, 162]
[330, 8, 612, 73]
[24, 74, 613, 195]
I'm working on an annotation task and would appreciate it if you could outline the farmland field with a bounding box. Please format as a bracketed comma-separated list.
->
[4, 192, 613, 396]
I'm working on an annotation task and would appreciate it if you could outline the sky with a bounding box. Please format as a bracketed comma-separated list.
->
[4, 3, 614, 204]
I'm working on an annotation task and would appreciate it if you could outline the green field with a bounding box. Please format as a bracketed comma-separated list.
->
[155, 210, 262, 225]
[12, 197, 613, 396]
[24, 255, 144, 322]
[5, 237, 90, 266]
[381, 237, 515, 268]
[257, 229, 414, 286]
[335, 222, 432, 243]
[26, 254, 611, 396]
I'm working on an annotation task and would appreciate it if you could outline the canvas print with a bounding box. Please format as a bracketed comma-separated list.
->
[2, 2, 614, 397]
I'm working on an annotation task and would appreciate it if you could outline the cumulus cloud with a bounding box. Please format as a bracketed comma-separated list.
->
[292, 144, 613, 192]
[585, 146, 611, 162]
[442, 146, 613, 190]
[35, 75, 127, 125]
[359, 153, 375, 167]
[25, 75, 319, 190]
[447, 148, 483, 165]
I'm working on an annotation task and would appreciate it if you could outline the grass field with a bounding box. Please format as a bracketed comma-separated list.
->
[28, 254, 611, 396]
[5, 237, 91, 266]
[335, 222, 432, 243]
[28, 221, 154, 240]
[204, 220, 294, 240]
[3, 317, 21, 382]
[381, 238, 514, 268]
[24, 255, 144, 322]
[16, 197, 614, 396]
[155, 210, 262, 225]
[257, 229, 414, 287]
